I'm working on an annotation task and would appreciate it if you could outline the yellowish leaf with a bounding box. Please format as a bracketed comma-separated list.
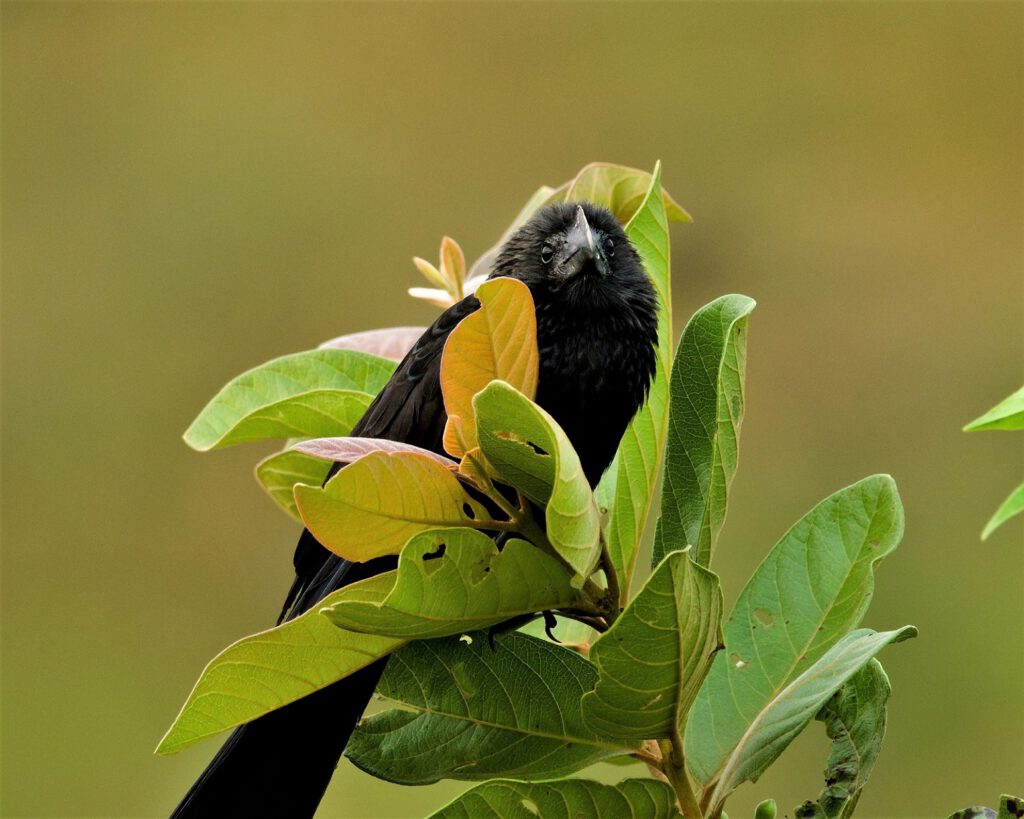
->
[439, 236, 466, 297]
[294, 451, 491, 562]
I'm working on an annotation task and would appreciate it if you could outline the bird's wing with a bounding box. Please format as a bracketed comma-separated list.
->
[281, 294, 480, 621]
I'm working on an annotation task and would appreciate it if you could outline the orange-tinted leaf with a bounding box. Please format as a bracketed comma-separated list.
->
[440, 277, 538, 458]
[294, 452, 491, 562]
[319, 327, 426, 361]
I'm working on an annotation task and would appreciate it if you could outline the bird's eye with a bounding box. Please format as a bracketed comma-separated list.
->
[540, 245, 554, 264]
[603, 237, 615, 257]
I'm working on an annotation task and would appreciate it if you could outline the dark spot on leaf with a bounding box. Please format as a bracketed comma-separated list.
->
[1008, 799, 1024, 818]
[462, 502, 476, 519]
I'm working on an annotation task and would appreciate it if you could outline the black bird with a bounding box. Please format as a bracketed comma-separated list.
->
[171, 202, 659, 818]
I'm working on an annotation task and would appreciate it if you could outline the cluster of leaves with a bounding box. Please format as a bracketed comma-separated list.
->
[964, 386, 1024, 539]
[160, 163, 921, 818]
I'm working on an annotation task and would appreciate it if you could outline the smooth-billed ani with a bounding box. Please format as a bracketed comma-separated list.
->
[171, 202, 658, 818]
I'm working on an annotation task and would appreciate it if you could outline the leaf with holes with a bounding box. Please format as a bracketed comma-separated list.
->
[474, 380, 601, 582]
[430, 778, 682, 819]
[156, 600, 404, 755]
[654, 294, 755, 568]
[582, 550, 722, 740]
[183, 349, 395, 451]
[440, 277, 539, 458]
[322, 528, 583, 639]
[294, 452, 491, 562]
[588, 162, 675, 606]
[685, 475, 905, 787]
[794, 659, 892, 819]
[345, 632, 636, 784]
[964, 386, 1024, 431]
[701, 626, 917, 816]
[255, 448, 333, 520]
[318, 326, 426, 361]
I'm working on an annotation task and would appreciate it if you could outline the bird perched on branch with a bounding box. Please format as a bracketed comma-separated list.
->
[172, 202, 659, 818]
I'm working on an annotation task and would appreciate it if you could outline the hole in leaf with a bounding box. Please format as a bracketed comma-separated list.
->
[494, 430, 550, 457]
[731, 653, 749, 670]
[521, 799, 540, 816]
[462, 502, 476, 519]
[422, 542, 446, 561]
[752, 608, 775, 627]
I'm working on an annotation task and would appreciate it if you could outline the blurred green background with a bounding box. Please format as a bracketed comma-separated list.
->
[3, 3, 1021, 817]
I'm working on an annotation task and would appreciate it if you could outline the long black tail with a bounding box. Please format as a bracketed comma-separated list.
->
[171, 552, 394, 818]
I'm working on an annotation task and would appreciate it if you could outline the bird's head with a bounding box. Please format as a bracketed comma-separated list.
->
[491, 201, 654, 316]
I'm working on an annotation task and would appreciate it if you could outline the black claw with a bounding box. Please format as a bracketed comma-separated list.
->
[543, 610, 560, 643]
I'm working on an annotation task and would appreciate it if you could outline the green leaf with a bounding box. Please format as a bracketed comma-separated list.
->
[964, 386, 1024, 431]
[183, 349, 395, 451]
[294, 451, 491, 563]
[474, 380, 601, 581]
[756, 800, 779, 819]
[430, 778, 683, 819]
[318, 326, 425, 361]
[255, 448, 332, 520]
[156, 601, 404, 755]
[685, 475, 905, 787]
[582, 550, 722, 740]
[654, 294, 756, 568]
[322, 528, 583, 639]
[703, 626, 917, 815]
[796, 659, 892, 819]
[346, 632, 635, 784]
[596, 161, 675, 602]
[564, 161, 692, 225]
[982, 481, 1024, 540]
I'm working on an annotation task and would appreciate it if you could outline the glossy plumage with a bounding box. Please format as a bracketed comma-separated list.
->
[172, 201, 658, 818]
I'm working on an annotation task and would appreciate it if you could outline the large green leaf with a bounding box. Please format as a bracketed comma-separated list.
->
[582, 550, 722, 740]
[430, 778, 682, 819]
[685, 475, 905, 786]
[475, 380, 601, 582]
[345, 632, 635, 784]
[156, 599, 404, 755]
[795, 659, 892, 819]
[703, 626, 917, 815]
[294, 451, 491, 562]
[596, 162, 675, 602]
[255, 447, 333, 520]
[654, 294, 756, 567]
[322, 528, 582, 639]
[982, 481, 1024, 540]
[183, 349, 394, 451]
[964, 386, 1024, 431]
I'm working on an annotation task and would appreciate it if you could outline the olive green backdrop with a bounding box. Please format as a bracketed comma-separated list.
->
[3, 3, 1021, 817]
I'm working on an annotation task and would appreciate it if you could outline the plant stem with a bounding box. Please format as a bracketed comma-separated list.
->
[599, 532, 622, 623]
[658, 736, 703, 819]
